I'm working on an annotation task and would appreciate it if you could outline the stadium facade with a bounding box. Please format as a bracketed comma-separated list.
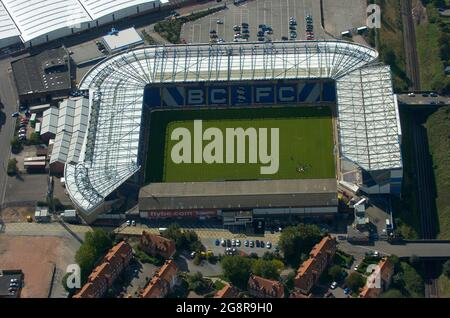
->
[0, 0, 167, 48]
[60, 41, 402, 224]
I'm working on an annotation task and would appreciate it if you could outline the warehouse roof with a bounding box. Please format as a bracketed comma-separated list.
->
[50, 97, 89, 165]
[0, 0, 166, 43]
[11, 47, 71, 96]
[41, 107, 59, 136]
[64, 41, 402, 217]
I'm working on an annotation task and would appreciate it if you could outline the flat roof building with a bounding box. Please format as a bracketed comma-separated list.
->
[11, 47, 72, 103]
[101, 28, 144, 54]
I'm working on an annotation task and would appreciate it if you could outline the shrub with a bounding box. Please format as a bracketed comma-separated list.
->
[7, 158, 18, 176]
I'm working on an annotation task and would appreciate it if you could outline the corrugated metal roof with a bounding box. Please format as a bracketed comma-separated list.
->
[0, 1, 19, 39]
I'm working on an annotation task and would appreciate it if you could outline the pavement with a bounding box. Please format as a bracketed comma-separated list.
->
[0, 57, 20, 208]
[181, 0, 329, 44]
[3, 173, 48, 205]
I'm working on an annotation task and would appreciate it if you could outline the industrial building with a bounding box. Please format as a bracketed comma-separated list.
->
[55, 41, 402, 224]
[0, 0, 168, 48]
[11, 47, 72, 104]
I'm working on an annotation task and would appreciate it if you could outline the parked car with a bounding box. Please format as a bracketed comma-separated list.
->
[344, 288, 351, 295]
[190, 251, 196, 259]
[236, 239, 241, 247]
[131, 220, 136, 226]
[430, 92, 438, 97]
[244, 240, 249, 247]
[249, 240, 254, 248]
[215, 239, 220, 246]
[260, 241, 265, 248]
[231, 239, 236, 246]
[408, 92, 416, 97]
[354, 264, 359, 271]
[216, 19, 223, 24]
[242, 22, 249, 28]
[226, 239, 231, 247]
[125, 220, 131, 226]
[330, 281, 338, 289]
[221, 239, 226, 247]
[266, 241, 272, 249]
[233, 25, 241, 31]
[255, 240, 260, 247]
[11, 112, 19, 117]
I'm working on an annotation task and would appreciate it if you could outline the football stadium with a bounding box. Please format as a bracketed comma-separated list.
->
[63, 41, 403, 224]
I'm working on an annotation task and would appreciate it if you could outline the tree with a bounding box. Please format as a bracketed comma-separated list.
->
[278, 223, 322, 267]
[345, 272, 366, 293]
[187, 272, 209, 294]
[251, 259, 280, 280]
[380, 289, 405, 298]
[442, 260, 450, 278]
[7, 158, 18, 176]
[328, 265, 343, 281]
[75, 229, 114, 283]
[221, 256, 252, 289]
[400, 262, 424, 298]
[10, 137, 22, 154]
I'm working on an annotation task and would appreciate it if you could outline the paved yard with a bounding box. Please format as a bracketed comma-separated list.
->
[181, 0, 328, 44]
[322, 0, 367, 37]
[0, 235, 79, 298]
[3, 173, 48, 205]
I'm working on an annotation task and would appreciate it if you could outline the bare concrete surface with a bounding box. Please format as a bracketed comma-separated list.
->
[322, 0, 367, 37]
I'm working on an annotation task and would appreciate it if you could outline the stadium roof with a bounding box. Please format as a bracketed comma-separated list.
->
[139, 179, 338, 210]
[65, 41, 402, 216]
[0, 0, 165, 43]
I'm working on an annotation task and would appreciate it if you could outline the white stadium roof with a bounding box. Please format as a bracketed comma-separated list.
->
[63, 41, 402, 216]
[0, 0, 165, 42]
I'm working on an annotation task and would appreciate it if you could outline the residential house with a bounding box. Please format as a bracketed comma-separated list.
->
[247, 274, 285, 298]
[140, 259, 178, 298]
[73, 241, 132, 298]
[294, 236, 337, 295]
[214, 283, 239, 298]
[140, 231, 176, 259]
[359, 257, 394, 298]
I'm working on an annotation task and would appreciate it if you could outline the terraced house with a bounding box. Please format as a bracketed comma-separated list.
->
[73, 241, 132, 298]
[294, 236, 337, 295]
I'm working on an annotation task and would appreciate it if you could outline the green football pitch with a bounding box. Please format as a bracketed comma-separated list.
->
[145, 107, 335, 183]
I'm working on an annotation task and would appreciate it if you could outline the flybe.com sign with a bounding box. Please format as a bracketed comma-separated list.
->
[144, 80, 336, 107]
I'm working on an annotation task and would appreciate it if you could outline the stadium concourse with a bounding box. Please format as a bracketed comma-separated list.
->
[57, 40, 403, 224]
[0, 0, 168, 48]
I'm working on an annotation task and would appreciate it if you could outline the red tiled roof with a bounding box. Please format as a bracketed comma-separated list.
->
[248, 274, 284, 298]
[214, 283, 239, 298]
[141, 259, 178, 298]
[140, 231, 176, 257]
[73, 241, 132, 298]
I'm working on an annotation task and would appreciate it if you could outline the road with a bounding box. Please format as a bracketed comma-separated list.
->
[0, 57, 19, 208]
[397, 94, 450, 106]
[401, 0, 421, 90]
[337, 240, 450, 259]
